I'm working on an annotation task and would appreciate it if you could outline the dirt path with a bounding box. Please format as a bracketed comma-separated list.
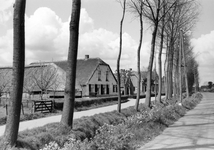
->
[0, 97, 158, 137]
[138, 92, 214, 150]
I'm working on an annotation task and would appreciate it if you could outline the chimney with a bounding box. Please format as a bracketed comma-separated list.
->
[85, 55, 89, 60]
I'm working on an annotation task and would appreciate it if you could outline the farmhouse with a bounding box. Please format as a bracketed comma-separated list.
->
[115, 69, 161, 96]
[128, 70, 159, 95]
[0, 55, 118, 98]
[51, 55, 118, 97]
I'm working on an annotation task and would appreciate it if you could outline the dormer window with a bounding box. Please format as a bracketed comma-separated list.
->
[106, 70, 109, 81]
[98, 70, 101, 81]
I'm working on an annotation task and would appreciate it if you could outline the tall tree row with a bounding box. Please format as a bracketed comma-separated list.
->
[3, 0, 26, 148]
[61, 0, 81, 127]
[166, 0, 199, 102]
[143, 0, 177, 107]
[119, 0, 199, 109]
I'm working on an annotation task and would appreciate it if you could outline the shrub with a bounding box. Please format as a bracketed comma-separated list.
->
[91, 123, 134, 150]
[39, 141, 60, 150]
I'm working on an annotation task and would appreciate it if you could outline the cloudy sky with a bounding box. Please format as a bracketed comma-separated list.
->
[0, 0, 214, 85]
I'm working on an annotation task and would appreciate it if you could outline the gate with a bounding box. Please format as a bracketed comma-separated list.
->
[33, 100, 53, 113]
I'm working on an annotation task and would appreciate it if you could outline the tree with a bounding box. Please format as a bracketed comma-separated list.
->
[180, 30, 189, 98]
[61, 0, 81, 127]
[0, 69, 12, 98]
[31, 64, 58, 100]
[128, 0, 144, 111]
[116, 0, 126, 113]
[23, 67, 36, 100]
[120, 69, 133, 95]
[156, 0, 167, 103]
[187, 57, 199, 93]
[3, 0, 26, 148]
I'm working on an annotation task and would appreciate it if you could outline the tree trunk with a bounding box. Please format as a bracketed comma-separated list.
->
[157, 13, 165, 103]
[174, 47, 180, 99]
[166, 39, 174, 100]
[157, 39, 163, 103]
[173, 47, 178, 98]
[181, 30, 189, 98]
[3, 0, 26, 148]
[117, 0, 126, 113]
[61, 0, 81, 127]
[164, 39, 169, 99]
[179, 31, 182, 103]
[145, 22, 158, 108]
[135, 12, 143, 111]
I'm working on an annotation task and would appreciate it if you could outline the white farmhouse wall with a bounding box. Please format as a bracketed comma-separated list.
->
[87, 65, 117, 96]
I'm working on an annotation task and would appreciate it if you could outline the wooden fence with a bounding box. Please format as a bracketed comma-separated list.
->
[33, 100, 53, 113]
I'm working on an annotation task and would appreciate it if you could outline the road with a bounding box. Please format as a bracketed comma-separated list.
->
[138, 92, 214, 150]
[0, 97, 158, 137]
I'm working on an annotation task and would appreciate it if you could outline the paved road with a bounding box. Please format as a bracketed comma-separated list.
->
[0, 97, 158, 137]
[138, 92, 214, 150]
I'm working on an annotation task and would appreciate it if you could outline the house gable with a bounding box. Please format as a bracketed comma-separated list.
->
[88, 64, 117, 85]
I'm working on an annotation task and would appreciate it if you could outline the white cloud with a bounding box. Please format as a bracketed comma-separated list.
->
[0, 0, 14, 23]
[79, 8, 94, 34]
[0, 6, 152, 74]
[0, 0, 14, 11]
[191, 30, 214, 85]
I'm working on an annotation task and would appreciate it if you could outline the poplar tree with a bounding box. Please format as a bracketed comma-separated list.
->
[3, 0, 26, 148]
[61, 0, 81, 127]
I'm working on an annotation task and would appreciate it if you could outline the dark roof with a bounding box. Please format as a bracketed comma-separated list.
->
[53, 58, 108, 85]
[131, 70, 158, 80]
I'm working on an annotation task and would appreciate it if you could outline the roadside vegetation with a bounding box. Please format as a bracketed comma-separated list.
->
[0, 92, 202, 150]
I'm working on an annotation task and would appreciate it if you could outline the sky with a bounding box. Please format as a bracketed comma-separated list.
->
[0, 0, 214, 86]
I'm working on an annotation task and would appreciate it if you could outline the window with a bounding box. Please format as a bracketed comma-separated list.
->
[89, 84, 95, 93]
[106, 71, 109, 81]
[113, 85, 118, 93]
[98, 70, 101, 81]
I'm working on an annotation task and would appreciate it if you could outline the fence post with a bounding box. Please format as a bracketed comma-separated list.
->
[52, 100, 55, 112]
[21, 102, 24, 115]
[27, 99, 28, 108]
[32, 101, 35, 114]
[6, 104, 8, 116]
